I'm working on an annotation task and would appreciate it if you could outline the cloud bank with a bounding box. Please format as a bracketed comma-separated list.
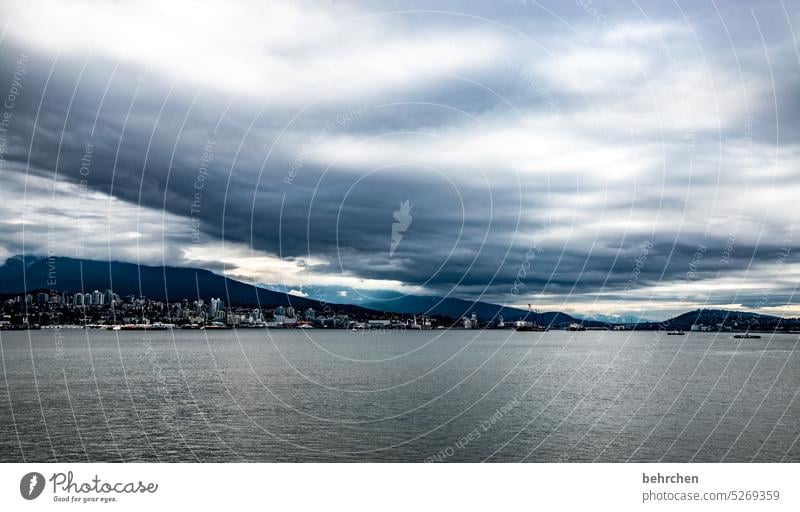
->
[1, 0, 799, 319]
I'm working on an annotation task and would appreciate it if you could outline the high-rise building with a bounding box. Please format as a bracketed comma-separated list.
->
[210, 298, 225, 318]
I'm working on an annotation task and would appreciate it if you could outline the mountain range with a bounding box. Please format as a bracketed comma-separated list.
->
[1, 255, 794, 329]
[0, 255, 590, 325]
[637, 308, 787, 331]
[0, 255, 358, 313]
[361, 293, 589, 326]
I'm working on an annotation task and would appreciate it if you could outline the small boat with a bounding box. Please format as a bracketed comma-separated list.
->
[201, 323, 231, 330]
[568, 322, 586, 331]
[733, 333, 761, 339]
[667, 331, 685, 335]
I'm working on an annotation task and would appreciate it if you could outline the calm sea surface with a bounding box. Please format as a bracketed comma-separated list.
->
[0, 329, 798, 462]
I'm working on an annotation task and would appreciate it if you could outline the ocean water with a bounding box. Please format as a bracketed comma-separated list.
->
[0, 329, 798, 462]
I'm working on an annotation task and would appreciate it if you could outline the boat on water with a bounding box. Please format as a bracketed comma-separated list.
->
[515, 304, 548, 332]
[568, 322, 586, 331]
[201, 322, 231, 330]
[108, 323, 171, 330]
[667, 331, 685, 335]
[515, 321, 547, 332]
[733, 333, 761, 339]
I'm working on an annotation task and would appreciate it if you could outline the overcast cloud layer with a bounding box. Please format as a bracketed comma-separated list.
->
[1, 0, 799, 319]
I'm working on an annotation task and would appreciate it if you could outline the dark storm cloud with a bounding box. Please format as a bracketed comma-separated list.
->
[1, 0, 799, 318]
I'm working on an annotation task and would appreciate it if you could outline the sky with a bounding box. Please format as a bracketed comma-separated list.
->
[0, 0, 799, 320]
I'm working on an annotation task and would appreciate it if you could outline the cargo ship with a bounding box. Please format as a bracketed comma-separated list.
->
[515, 304, 547, 331]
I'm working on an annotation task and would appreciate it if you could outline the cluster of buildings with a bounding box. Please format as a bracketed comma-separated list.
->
[22, 289, 121, 307]
[0, 289, 451, 330]
[462, 312, 480, 329]
[1, 289, 332, 329]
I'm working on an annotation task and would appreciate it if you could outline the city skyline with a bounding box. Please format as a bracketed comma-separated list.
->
[5, 277, 800, 334]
